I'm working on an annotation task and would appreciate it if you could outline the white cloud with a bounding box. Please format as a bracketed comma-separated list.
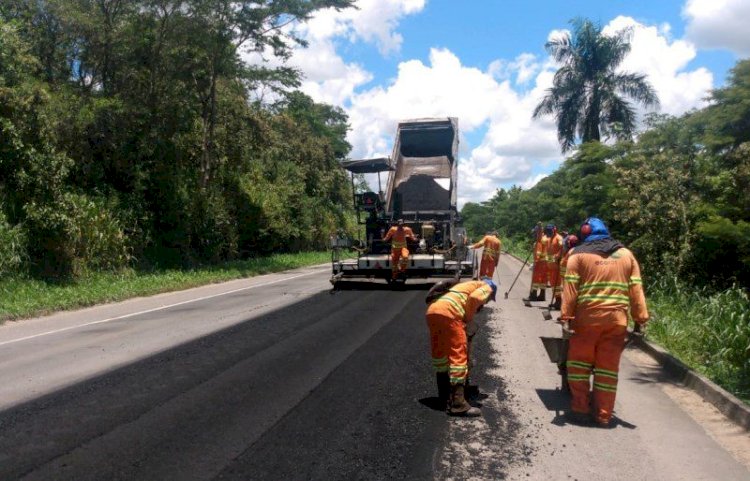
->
[252, 8, 716, 207]
[604, 16, 713, 115]
[343, 49, 562, 207]
[683, 0, 750, 55]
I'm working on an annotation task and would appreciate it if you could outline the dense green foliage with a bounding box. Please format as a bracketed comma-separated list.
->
[0, 1, 354, 280]
[534, 18, 658, 152]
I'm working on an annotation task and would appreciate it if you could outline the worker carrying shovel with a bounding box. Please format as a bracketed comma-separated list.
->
[561, 217, 649, 427]
[425, 277, 497, 417]
[470, 231, 502, 279]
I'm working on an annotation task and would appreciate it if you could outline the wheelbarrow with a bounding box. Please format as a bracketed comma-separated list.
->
[540, 326, 572, 391]
[540, 323, 644, 392]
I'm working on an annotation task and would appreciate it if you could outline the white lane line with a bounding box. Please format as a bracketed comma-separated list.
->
[0, 269, 325, 347]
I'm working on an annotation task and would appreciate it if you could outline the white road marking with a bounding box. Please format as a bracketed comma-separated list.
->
[0, 269, 324, 347]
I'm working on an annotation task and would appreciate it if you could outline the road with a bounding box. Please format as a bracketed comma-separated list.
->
[0, 258, 748, 480]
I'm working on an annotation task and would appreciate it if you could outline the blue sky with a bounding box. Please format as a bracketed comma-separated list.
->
[273, 0, 750, 207]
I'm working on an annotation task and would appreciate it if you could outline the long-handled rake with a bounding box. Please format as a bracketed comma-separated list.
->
[504, 250, 533, 299]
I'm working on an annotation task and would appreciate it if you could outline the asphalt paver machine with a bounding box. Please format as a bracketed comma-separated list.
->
[331, 118, 474, 285]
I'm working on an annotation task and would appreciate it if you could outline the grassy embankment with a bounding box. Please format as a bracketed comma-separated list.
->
[647, 278, 750, 403]
[0, 252, 330, 322]
[501, 235, 750, 403]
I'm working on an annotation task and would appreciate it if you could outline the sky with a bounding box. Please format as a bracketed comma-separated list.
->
[251, 0, 750, 208]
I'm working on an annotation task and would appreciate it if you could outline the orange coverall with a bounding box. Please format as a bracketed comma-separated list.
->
[383, 225, 416, 279]
[547, 233, 563, 300]
[561, 248, 649, 424]
[471, 235, 502, 279]
[426, 281, 493, 385]
[531, 234, 549, 291]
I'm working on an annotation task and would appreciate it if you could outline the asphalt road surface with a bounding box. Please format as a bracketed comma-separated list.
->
[1, 258, 748, 480]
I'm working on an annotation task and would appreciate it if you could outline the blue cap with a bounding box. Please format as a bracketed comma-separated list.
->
[480, 276, 497, 301]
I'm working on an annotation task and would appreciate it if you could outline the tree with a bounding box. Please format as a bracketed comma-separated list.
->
[533, 18, 659, 152]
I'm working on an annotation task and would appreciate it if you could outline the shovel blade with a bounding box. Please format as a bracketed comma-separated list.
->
[540, 336, 568, 364]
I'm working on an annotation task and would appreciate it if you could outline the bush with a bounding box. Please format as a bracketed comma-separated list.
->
[0, 212, 27, 277]
[24, 193, 131, 278]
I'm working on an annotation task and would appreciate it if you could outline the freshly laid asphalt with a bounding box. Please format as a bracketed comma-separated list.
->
[0, 258, 748, 480]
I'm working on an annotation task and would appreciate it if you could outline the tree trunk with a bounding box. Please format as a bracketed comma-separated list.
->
[200, 63, 218, 190]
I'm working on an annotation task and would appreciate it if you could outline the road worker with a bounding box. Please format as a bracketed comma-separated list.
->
[425, 277, 497, 417]
[545, 224, 564, 310]
[561, 217, 649, 427]
[383, 219, 416, 280]
[525, 222, 548, 302]
[470, 230, 502, 279]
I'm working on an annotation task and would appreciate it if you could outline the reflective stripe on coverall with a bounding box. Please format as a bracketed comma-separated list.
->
[531, 235, 549, 290]
[427, 281, 492, 385]
[547, 233, 563, 299]
[561, 248, 649, 424]
[472, 235, 502, 279]
[383, 226, 415, 278]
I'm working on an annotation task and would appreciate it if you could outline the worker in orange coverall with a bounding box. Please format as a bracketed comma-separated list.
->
[545, 224, 564, 310]
[525, 222, 548, 302]
[426, 277, 496, 417]
[383, 219, 416, 280]
[561, 217, 648, 427]
[470, 230, 502, 279]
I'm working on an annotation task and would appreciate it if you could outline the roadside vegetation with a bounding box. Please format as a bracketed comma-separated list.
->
[464, 19, 750, 402]
[0, 1, 356, 284]
[648, 278, 750, 402]
[0, 251, 329, 322]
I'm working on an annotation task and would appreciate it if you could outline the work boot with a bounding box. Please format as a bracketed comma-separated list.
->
[436, 372, 450, 403]
[550, 297, 561, 311]
[538, 289, 546, 302]
[523, 290, 539, 302]
[448, 384, 481, 417]
[565, 411, 592, 426]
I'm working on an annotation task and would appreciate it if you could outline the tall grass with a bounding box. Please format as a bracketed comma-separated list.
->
[646, 276, 750, 402]
[0, 251, 330, 322]
[501, 236, 533, 260]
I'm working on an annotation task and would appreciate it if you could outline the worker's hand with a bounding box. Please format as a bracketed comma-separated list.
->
[558, 319, 575, 336]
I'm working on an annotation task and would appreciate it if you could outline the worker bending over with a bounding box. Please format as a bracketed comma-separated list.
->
[383, 219, 416, 280]
[426, 277, 497, 417]
[561, 217, 649, 427]
[470, 230, 502, 279]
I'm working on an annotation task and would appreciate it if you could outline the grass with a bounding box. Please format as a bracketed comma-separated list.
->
[501, 236, 533, 260]
[646, 277, 750, 403]
[0, 251, 331, 322]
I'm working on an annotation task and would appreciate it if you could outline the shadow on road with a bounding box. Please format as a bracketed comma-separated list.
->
[537, 388, 638, 430]
[331, 279, 437, 292]
[0, 287, 431, 480]
[418, 396, 446, 412]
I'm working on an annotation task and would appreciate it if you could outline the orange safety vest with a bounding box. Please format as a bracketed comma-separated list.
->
[561, 247, 649, 327]
[383, 226, 415, 249]
[472, 235, 502, 260]
[426, 280, 493, 324]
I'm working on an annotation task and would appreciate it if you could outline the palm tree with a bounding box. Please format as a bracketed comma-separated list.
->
[533, 18, 659, 152]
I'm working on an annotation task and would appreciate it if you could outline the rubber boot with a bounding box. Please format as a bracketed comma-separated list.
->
[523, 289, 539, 302]
[538, 289, 546, 302]
[436, 372, 450, 403]
[551, 297, 561, 311]
[448, 384, 481, 417]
